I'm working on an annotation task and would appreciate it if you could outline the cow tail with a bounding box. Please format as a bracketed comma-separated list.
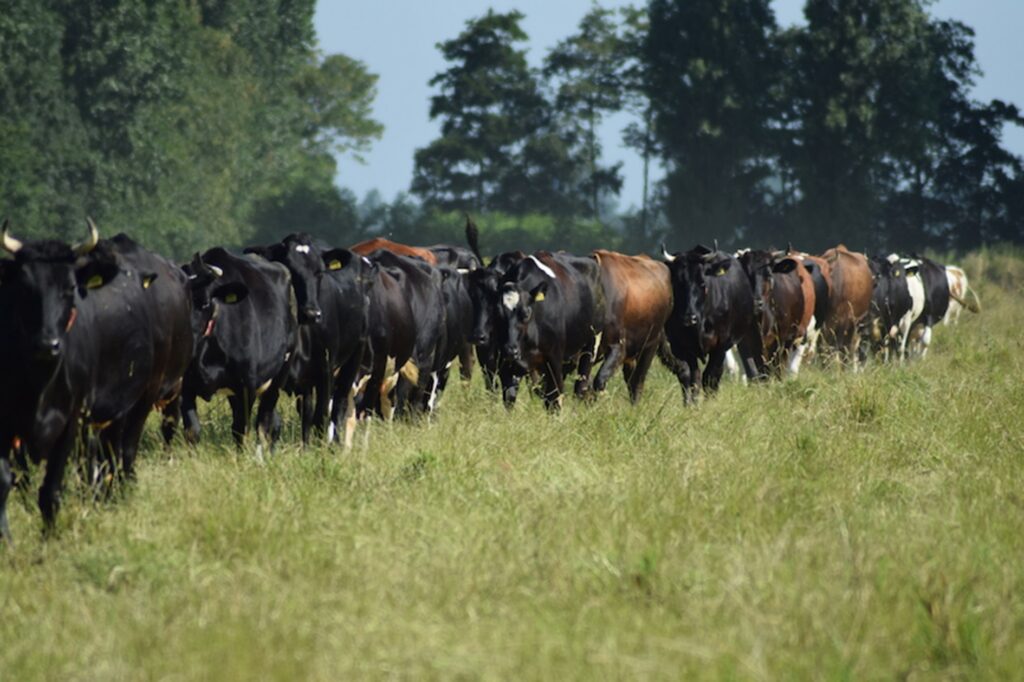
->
[465, 214, 484, 264]
[950, 288, 980, 314]
[657, 338, 685, 375]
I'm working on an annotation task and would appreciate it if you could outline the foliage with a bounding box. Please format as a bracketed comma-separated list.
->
[0, 0, 381, 257]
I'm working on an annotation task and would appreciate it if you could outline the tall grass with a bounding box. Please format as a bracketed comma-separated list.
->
[1, 248, 1022, 679]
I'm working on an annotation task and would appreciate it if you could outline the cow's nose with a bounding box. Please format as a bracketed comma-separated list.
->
[301, 306, 323, 323]
[503, 345, 520, 359]
[683, 314, 698, 327]
[39, 337, 61, 356]
[472, 332, 489, 345]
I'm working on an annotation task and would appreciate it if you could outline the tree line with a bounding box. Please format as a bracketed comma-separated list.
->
[1, 1, 1021, 258]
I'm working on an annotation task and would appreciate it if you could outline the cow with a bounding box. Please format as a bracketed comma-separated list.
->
[943, 265, 980, 324]
[862, 256, 913, 363]
[819, 244, 873, 367]
[243, 235, 372, 448]
[661, 244, 764, 404]
[433, 263, 476, 393]
[83, 233, 194, 483]
[906, 255, 950, 359]
[786, 247, 832, 364]
[177, 248, 296, 450]
[496, 251, 605, 410]
[738, 250, 811, 377]
[589, 250, 672, 403]
[361, 250, 447, 416]
[0, 221, 127, 538]
[350, 237, 437, 265]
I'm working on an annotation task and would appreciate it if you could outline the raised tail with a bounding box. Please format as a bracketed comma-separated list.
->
[465, 213, 483, 264]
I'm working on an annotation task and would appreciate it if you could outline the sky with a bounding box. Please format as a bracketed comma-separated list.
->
[314, 0, 1024, 211]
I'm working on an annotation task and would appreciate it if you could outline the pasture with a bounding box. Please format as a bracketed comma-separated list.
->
[2, 247, 1023, 680]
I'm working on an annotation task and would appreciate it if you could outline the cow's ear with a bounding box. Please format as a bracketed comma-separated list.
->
[322, 248, 355, 272]
[530, 280, 548, 303]
[211, 281, 248, 305]
[772, 258, 797, 274]
[141, 272, 158, 289]
[709, 259, 732, 276]
[75, 259, 120, 293]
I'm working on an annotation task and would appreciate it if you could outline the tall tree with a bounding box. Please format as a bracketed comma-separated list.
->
[411, 10, 548, 213]
[643, 0, 781, 248]
[543, 5, 625, 220]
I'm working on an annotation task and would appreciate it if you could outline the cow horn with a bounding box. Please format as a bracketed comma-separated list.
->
[787, 241, 794, 253]
[713, 239, 719, 252]
[1, 219, 22, 254]
[73, 217, 100, 255]
[660, 244, 676, 262]
[208, 264, 224, 278]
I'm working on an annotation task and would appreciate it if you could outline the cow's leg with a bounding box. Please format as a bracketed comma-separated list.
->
[160, 396, 181, 447]
[38, 421, 78, 532]
[625, 344, 658, 404]
[310, 356, 333, 440]
[228, 391, 252, 448]
[477, 345, 498, 392]
[703, 348, 728, 394]
[593, 340, 625, 394]
[919, 325, 933, 358]
[360, 351, 388, 419]
[459, 342, 475, 382]
[181, 389, 201, 445]
[574, 334, 599, 399]
[255, 384, 284, 450]
[0, 452, 13, 545]
[542, 360, 565, 412]
[117, 400, 154, 482]
[333, 354, 363, 450]
[500, 363, 520, 408]
[296, 393, 313, 445]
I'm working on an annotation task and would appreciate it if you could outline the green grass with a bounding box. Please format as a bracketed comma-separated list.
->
[2, 251, 1024, 680]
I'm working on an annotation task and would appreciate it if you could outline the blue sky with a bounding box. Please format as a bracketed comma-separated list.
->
[315, 0, 1024, 210]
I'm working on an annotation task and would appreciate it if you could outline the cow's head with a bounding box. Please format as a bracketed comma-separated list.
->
[466, 251, 523, 347]
[183, 252, 248, 344]
[0, 219, 118, 364]
[497, 257, 551, 368]
[663, 244, 733, 329]
[245, 233, 325, 324]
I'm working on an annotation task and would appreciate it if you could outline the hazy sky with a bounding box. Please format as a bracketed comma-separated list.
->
[315, 0, 1024, 210]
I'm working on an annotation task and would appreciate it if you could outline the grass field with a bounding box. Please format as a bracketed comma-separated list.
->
[2, 248, 1023, 680]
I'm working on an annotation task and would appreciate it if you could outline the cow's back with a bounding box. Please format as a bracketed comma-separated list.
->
[593, 250, 671, 355]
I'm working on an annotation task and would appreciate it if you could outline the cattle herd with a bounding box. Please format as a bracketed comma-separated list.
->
[0, 217, 980, 542]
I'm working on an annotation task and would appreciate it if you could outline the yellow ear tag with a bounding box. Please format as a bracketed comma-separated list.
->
[716, 267, 727, 276]
[328, 260, 342, 271]
[534, 291, 545, 302]
[224, 293, 238, 304]
[86, 274, 104, 289]
[894, 271, 901, 277]
[142, 276, 155, 289]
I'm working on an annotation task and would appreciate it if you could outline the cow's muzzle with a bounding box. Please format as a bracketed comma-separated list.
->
[299, 306, 323, 324]
[682, 313, 699, 327]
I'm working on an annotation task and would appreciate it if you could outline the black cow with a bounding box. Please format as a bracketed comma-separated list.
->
[433, 264, 476, 397]
[358, 256, 416, 420]
[362, 250, 447, 416]
[466, 251, 524, 393]
[429, 244, 480, 270]
[661, 244, 764, 403]
[496, 251, 605, 410]
[863, 256, 912, 363]
[177, 248, 295, 449]
[0, 221, 124, 538]
[909, 254, 951, 358]
[244, 235, 372, 447]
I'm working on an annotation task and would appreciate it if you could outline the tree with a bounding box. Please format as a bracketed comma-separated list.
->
[411, 10, 548, 213]
[543, 5, 626, 220]
[642, 0, 781, 248]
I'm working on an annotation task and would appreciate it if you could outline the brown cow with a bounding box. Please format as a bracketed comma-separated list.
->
[738, 250, 811, 377]
[590, 250, 673, 403]
[820, 244, 873, 366]
[349, 237, 438, 265]
[787, 248, 832, 363]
